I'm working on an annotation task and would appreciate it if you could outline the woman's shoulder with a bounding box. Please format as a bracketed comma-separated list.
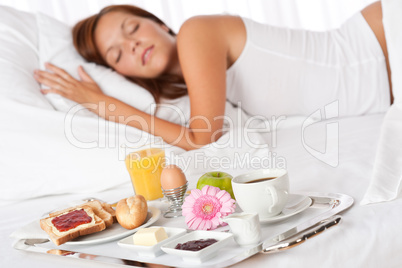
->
[181, 14, 242, 26]
[178, 15, 244, 42]
[177, 15, 246, 64]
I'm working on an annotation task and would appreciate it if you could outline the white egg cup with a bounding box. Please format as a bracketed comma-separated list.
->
[162, 182, 188, 218]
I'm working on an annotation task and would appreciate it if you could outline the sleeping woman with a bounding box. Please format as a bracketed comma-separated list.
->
[33, 1, 392, 151]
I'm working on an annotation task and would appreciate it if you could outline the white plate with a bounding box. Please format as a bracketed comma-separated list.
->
[260, 194, 312, 223]
[118, 226, 187, 257]
[161, 230, 233, 263]
[64, 206, 161, 245]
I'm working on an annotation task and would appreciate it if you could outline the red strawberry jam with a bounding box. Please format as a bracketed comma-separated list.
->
[51, 209, 92, 232]
[175, 238, 218, 251]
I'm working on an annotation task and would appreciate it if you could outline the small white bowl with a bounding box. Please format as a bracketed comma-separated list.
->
[161, 230, 233, 263]
[117, 226, 187, 257]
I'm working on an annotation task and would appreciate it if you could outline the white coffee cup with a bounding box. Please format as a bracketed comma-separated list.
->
[232, 169, 289, 219]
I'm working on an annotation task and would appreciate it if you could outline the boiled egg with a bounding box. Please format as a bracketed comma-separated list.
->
[160, 164, 187, 190]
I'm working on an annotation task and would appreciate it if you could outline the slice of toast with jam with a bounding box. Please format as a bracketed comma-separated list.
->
[40, 205, 106, 246]
[49, 200, 114, 227]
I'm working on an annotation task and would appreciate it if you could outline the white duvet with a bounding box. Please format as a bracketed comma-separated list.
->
[0, 94, 266, 205]
[4, 112, 402, 268]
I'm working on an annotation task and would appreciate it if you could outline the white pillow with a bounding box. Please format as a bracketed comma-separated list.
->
[0, 6, 144, 203]
[36, 12, 155, 116]
[155, 96, 190, 125]
[155, 95, 255, 129]
[361, 0, 402, 204]
[0, 6, 53, 109]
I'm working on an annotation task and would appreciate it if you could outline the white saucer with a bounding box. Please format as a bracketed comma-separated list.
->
[260, 194, 312, 223]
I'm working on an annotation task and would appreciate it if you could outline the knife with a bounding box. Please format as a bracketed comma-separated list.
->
[262, 215, 342, 253]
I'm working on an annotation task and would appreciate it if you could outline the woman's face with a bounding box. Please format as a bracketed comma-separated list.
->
[94, 11, 179, 79]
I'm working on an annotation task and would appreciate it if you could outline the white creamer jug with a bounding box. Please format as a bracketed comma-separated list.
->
[222, 212, 261, 246]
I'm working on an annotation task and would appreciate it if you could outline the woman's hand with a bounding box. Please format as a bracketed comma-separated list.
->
[34, 62, 103, 104]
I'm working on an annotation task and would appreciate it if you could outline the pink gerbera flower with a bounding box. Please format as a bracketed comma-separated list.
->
[182, 185, 236, 230]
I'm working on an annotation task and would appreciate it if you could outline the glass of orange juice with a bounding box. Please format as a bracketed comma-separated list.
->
[123, 137, 165, 201]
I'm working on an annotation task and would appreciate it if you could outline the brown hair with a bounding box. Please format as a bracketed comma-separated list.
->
[72, 5, 187, 103]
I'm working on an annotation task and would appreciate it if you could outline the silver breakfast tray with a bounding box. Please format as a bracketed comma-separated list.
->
[14, 192, 353, 268]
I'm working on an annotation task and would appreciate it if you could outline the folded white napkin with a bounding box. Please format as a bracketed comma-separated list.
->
[10, 220, 48, 241]
[9, 198, 100, 242]
[361, 102, 402, 204]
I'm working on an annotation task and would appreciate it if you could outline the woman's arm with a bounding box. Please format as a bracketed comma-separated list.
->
[35, 63, 206, 150]
[176, 15, 245, 146]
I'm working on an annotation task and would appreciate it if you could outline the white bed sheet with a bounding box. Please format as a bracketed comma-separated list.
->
[3, 113, 402, 268]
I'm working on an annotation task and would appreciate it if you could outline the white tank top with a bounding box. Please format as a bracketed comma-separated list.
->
[225, 13, 390, 119]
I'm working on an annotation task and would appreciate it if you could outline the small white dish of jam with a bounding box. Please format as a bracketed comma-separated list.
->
[117, 226, 187, 257]
[161, 230, 233, 263]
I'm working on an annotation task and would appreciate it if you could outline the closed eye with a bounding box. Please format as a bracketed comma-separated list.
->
[130, 24, 139, 34]
[115, 50, 122, 64]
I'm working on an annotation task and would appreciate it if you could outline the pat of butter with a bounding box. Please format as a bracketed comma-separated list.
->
[133, 227, 168, 246]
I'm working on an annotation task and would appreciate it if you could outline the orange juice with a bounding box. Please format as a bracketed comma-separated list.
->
[125, 148, 165, 200]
